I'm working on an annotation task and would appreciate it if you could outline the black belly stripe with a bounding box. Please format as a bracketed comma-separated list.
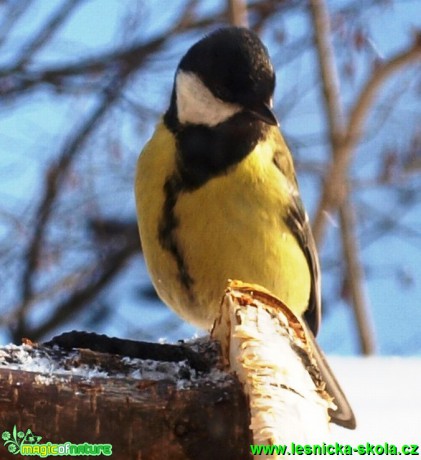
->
[160, 105, 269, 297]
[158, 174, 194, 292]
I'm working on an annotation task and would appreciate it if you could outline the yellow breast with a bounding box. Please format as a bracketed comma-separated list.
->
[135, 121, 311, 329]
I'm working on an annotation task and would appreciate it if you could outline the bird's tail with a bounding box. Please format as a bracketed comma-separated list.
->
[304, 323, 357, 429]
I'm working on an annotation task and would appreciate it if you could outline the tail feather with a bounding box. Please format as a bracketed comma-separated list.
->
[304, 323, 357, 429]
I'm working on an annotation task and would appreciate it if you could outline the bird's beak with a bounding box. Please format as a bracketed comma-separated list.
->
[248, 102, 279, 126]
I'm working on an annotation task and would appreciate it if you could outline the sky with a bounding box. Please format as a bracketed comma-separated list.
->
[0, 0, 420, 356]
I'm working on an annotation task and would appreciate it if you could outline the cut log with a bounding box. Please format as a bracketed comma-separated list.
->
[0, 280, 336, 460]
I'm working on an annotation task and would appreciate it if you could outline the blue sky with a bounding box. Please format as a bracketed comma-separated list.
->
[0, 0, 420, 354]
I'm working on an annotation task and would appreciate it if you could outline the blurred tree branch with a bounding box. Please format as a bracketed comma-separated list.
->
[5, 4, 212, 341]
[16, 30, 170, 338]
[339, 195, 376, 354]
[0, 0, 34, 48]
[0, 1, 419, 353]
[25, 221, 139, 341]
[312, 31, 421, 242]
[12, 0, 84, 70]
[308, 0, 375, 353]
[309, 0, 420, 353]
[228, 0, 248, 27]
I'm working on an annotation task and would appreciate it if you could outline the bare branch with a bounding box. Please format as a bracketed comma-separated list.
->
[312, 34, 421, 244]
[0, 33, 170, 99]
[15, 29, 171, 335]
[308, 0, 345, 142]
[18, 77, 125, 322]
[0, 0, 34, 48]
[227, 0, 249, 27]
[338, 198, 376, 355]
[16, 228, 139, 342]
[347, 34, 421, 152]
[13, 0, 84, 69]
[308, 0, 376, 355]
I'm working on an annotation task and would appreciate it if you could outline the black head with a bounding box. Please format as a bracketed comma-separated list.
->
[173, 27, 277, 126]
[163, 28, 278, 187]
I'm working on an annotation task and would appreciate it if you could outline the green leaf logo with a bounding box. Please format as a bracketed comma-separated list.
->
[2, 426, 42, 455]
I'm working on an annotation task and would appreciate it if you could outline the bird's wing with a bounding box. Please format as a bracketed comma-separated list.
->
[285, 193, 321, 335]
[272, 132, 321, 335]
[272, 131, 356, 429]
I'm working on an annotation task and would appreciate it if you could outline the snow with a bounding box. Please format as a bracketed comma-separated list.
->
[0, 343, 232, 389]
[0, 344, 109, 381]
[329, 356, 421, 449]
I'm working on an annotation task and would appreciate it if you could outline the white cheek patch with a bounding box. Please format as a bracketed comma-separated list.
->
[175, 71, 242, 127]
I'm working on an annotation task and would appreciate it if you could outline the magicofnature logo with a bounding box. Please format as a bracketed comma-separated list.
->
[2, 425, 112, 457]
[2, 426, 42, 454]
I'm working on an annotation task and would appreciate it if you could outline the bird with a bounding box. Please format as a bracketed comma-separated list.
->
[135, 27, 356, 429]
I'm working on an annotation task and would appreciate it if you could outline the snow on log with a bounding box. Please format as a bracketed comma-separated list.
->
[0, 338, 251, 459]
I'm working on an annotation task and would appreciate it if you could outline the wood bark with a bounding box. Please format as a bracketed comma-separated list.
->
[0, 343, 252, 460]
[0, 282, 338, 459]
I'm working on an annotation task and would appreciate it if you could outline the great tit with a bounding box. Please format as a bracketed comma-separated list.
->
[135, 27, 355, 429]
